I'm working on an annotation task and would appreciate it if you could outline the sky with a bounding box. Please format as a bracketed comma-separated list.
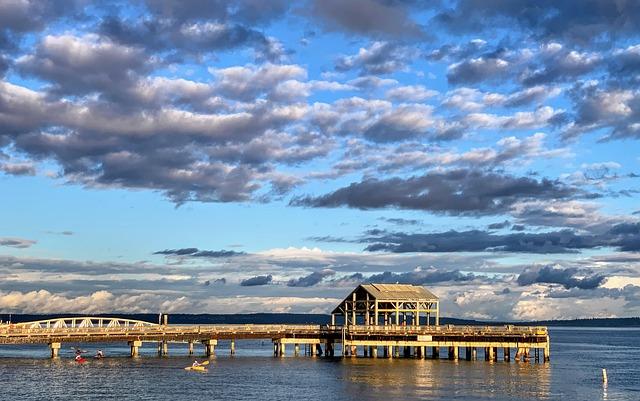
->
[1, 0, 640, 320]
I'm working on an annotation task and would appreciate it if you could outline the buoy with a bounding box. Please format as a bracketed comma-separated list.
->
[602, 368, 608, 383]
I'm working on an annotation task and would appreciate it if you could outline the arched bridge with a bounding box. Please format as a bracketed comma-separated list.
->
[13, 317, 159, 330]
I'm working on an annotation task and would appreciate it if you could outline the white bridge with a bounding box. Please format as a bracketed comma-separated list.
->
[12, 316, 159, 330]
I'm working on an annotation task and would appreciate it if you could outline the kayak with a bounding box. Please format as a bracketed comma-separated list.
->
[184, 365, 207, 372]
[76, 357, 86, 364]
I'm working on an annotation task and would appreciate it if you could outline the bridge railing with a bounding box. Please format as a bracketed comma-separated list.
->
[325, 325, 548, 336]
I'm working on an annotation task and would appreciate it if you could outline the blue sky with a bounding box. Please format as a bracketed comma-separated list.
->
[1, 0, 639, 320]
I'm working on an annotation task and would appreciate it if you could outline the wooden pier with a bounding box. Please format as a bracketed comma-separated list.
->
[0, 317, 549, 362]
[0, 284, 550, 362]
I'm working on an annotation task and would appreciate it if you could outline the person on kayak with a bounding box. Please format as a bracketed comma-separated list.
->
[96, 350, 104, 358]
[75, 354, 83, 362]
[192, 360, 201, 367]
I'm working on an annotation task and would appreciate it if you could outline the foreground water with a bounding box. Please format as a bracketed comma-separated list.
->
[0, 327, 638, 400]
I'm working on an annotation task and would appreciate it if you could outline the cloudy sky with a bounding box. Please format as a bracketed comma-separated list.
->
[1, 0, 640, 320]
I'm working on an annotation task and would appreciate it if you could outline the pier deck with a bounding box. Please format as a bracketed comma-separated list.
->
[0, 317, 550, 362]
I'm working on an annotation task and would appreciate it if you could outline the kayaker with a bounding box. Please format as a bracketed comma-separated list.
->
[192, 360, 201, 367]
[75, 354, 83, 362]
[96, 350, 104, 358]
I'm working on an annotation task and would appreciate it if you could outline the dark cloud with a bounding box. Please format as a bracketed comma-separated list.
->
[240, 274, 273, 286]
[154, 248, 246, 258]
[379, 217, 421, 226]
[488, 220, 510, 230]
[363, 229, 599, 253]
[361, 222, 640, 253]
[517, 265, 605, 289]
[436, 0, 640, 45]
[308, 0, 426, 39]
[17, 34, 152, 97]
[0, 237, 36, 249]
[367, 269, 480, 285]
[292, 169, 579, 215]
[286, 270, 335, 287]
[447, 54, 511, 84]
[511, 224, 526, 231]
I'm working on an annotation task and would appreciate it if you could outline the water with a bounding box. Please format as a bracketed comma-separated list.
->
[0, 328, 638, 400]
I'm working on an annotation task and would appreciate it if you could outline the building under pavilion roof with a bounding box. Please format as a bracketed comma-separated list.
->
[331, 283, 439, 327]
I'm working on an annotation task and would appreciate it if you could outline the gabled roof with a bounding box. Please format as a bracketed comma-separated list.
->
[361, 283, 439, 301]
[331, 283, 438, 314]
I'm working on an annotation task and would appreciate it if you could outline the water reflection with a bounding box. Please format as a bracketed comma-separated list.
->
[339, 358, 551, 400]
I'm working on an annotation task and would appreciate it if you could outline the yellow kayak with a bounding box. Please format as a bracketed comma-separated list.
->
[184, 365, 207, 372]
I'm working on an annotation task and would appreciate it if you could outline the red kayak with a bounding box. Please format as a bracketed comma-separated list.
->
[75, 357, 86, 364]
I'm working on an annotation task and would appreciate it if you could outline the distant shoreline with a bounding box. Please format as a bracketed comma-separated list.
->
[1, 313, 639, 327]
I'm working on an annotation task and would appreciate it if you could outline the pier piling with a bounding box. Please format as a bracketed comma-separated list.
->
[49, 342, 61, 358]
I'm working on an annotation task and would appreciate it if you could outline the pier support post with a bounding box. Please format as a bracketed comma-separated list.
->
[503, 347, 510, 362]
[279, 343, 286, 357]
[129, 340, 142, 357]
[432, 346, 439, 359]
[465, 347, 472, 361]
[158, 341, 168, 356]
[403, 346, 410, 357]
[49, 342, 61, 359]
[544, 339, 550, 362]
[448, 346, 458, 360]
[230, 339, 236, 356]
[350, 345, 357, 357]
[371, 346, 378, 358]
[387, 345, 392, 358]
[364, 346, 368, 357]
[294, 344, 300, 356]
[523, 348, 530, 362]
[471, 347, 477, 361]
[492, 347, 498, 361]
[394, 346, 400, 358]
[188, 341, 194, 355]
[203, 339, 217, 357]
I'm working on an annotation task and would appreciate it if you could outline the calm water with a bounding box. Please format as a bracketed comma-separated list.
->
[0, 328, 638, 400]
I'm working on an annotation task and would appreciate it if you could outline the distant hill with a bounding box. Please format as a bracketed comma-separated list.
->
[2, 313, 639, 327]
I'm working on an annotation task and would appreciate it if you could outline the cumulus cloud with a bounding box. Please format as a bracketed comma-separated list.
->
[336, 42, 414, 75]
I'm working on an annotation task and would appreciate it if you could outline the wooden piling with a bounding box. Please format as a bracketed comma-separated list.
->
[129, 340, 142, 357]
[49, 342, 61, 358]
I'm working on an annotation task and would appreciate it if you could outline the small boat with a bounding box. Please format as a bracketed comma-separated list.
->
[184, 365, 207, 372]
[184, 360, 209, 372]
[75, 357, 86, 364]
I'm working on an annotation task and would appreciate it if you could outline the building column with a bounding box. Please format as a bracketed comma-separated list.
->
[129, 340, 142, 357]
[49, 342, 61, 359]
[203, 339, 217, 357]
